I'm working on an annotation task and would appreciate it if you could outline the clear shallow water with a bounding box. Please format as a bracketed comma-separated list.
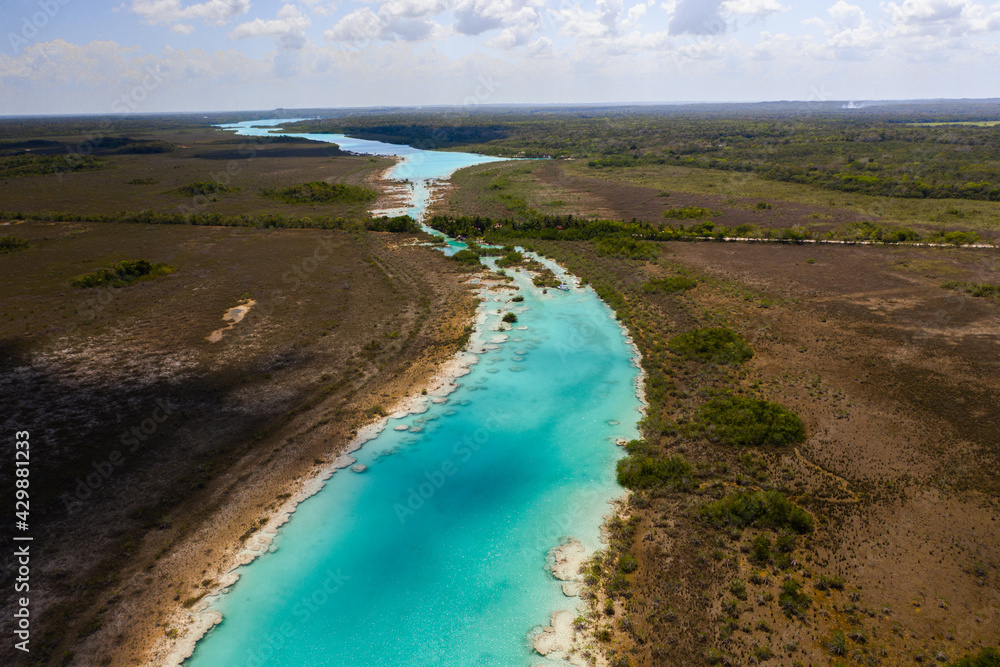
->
[188, 122, 641, 666]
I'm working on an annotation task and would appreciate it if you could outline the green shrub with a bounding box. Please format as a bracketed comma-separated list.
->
[448, 249, 482, 266]
[779, 579, 812, 616]
[755, 201, 773, 210]
[943, 281, 1000, 299]
[693, 395, 805, 447]
[833, 221, 920, 243]
[0, 153, 105, 177]
[949, 648, 1000, 667]
[668, 328, 753, 365]
[502, 312, 518, 323]
[496, 250, 524, 267]
[365, 216, 419, 232]
[642, 276, 698, 294]
[750, 535, 772, 563]
[261, 181, 376, 204]
[594, 237, 658, 260]
[616, 454, 691, 489]
[176, 181, 238, 196]
[928, 230, 982, 246]
[775, 532, 798, 553]
[511, 295, 524, 302]
[700, 490, 814, 534]
[753, 644, 774, 660]
[662, 206, 720, 220]
[0, 236, 30, 253]
[618, 553, 639, 574]
[780, 226, 811, 241]
[70, 259, 175, 288]
[729, 578, 748, 600]
[827, 630, 848, 655]
[815, 574, 845, 591]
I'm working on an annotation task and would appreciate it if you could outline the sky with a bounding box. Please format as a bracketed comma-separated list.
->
[1, 0, 999, 115]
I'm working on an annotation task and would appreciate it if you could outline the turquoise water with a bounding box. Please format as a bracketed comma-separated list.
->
[188, 122, 641, 666]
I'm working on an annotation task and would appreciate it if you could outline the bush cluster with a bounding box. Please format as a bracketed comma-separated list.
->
[699, 490, 814, 534]
[668, 328, 753, 365]
[693, 395, 805, 447]
[70, 259, 174, 288]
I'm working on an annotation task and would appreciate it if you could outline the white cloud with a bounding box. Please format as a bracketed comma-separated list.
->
[722, 0, 785, 18]
[553, 0, 647, 39]
[0, 38, 270, 88]
[302, 0, 341, 17]
[881, 0, 1000, 36]
[129, 0, 251, 27]
[230, 4, 312, 49]
[829, 0, 867, 30]
[325, 7, 386, 43]
[668, 0, 725, 35]
[882, 0, 966, 25]
[324, 0, 448, 43]
[170, 23, 195, 34]
[454, 0, 545, 42]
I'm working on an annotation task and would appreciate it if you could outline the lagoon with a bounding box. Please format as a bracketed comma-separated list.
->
[186, 121, 641, 666]
[217, 119, 508, 220]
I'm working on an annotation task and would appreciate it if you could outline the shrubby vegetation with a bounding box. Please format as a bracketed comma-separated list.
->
[70, 259, 175, 288]
[668, 328, 753, 365]
[0, 209, 390, 230]
[699, 490, 814, 534]
[943, 281, 1000, 299]
[364, 216, 420, 232]
[662, 206, 721, 220]
[926, 230, 982, 245]
[948, 648, 1000, 667]
[829, 221, 920, 243]
[426, 213, 983, 248]
[692, 395, 806, 447]
[594, 236, 658, 260]
[616, 440, 692, 489]
[0, 236, 30, 253]
[262, 181, 377, 204]
[176, 181, 239, 197]
[292, 106, 1000, 203]
[778, 578, 812, 616]
[495, 250, 525, 267]
[0, 154, 105, 177]
[642, 276, 698, 293]
[448, 249, 482, 266]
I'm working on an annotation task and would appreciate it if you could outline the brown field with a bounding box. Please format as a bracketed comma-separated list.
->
[0, 126, 394, 221]
[433, 159, 1000, 243]
[519, 237, 1000, 665]
[0, 220, 477, 666]
[431, 157, 1000, 664]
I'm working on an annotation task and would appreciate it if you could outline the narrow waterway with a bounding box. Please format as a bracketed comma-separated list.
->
[185, 120, 642, 666]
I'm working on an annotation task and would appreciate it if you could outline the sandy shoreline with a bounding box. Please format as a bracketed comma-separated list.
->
[146, 347, 483, 665]
[146, 274, 504, 665]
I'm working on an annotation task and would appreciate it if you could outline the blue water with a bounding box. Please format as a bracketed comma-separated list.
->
[217, 119, 507, 220]
[188, 122, 642, 666]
